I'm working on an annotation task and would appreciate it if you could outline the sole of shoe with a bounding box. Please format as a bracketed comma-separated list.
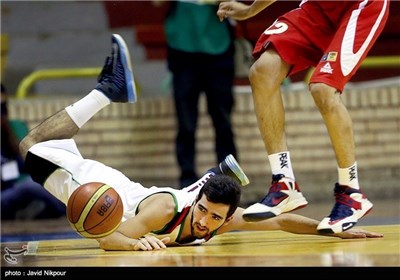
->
[223, 155, 250, 186]
[112, 34, 137, 103]
[242, 208, 277, 222]
[242, 196, 308, 222]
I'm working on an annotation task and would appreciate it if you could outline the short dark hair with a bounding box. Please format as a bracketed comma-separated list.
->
[197, 174, 241, 217]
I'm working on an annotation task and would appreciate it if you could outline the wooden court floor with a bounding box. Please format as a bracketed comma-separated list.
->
[1, 199, 399, 272]
[0, 225, 399, 268]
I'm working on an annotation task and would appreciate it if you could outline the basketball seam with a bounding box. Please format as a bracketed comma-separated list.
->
[75, 184, 110, 232]
[85, 193, 121, 233]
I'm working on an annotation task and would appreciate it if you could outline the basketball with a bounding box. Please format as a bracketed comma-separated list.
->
[67, 182, 123, 239]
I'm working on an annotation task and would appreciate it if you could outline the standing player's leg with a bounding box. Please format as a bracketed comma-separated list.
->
[312, 0, 389, 233]
[241, 48, 308, 221]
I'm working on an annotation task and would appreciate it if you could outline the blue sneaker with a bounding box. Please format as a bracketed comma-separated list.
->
[242, 174, 308, 221]
[317, 184, 373, 234]
[208, 154, 249, 186]
[96, 34, 137, 103]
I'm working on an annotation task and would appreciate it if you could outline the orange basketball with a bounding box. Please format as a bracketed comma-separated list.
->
[67, 182, 123, 239]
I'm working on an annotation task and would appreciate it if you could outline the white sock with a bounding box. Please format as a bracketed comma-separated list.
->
[65, 89, 110, 128]
[338, 162, 360, 189]
[268, 151, 295, 181]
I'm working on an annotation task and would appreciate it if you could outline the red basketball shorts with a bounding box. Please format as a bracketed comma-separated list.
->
[253, 0, 390, 92]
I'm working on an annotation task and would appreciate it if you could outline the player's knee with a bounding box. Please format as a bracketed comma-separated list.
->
[310, 83, 341, 113]
[19, 133, 37, 160]
[249, 53, 287, 91]
[249, 64, 274, 94]
[309, 82, 333, 95]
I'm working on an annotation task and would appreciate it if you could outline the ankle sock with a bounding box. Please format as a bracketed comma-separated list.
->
[338, 162, 360, 190]
[268, 151, 295, 181]
[65, 89, 110, 128]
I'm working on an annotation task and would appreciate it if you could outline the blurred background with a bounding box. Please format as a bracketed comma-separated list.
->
[1, 1, 399, 226]
[2, 1, 399, 97]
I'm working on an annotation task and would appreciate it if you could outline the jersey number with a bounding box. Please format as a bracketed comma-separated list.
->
[264, 22, 288, 35]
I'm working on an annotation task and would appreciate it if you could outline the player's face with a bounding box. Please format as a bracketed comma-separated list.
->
[190, 196, 230, 239]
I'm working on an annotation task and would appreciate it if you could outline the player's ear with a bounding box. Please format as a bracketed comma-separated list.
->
[224, 215, 234, 223]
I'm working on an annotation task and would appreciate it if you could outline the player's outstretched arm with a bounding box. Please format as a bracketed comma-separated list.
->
[98, 193, 177, 251]
[270, 213, 384, 239]
[218, 208, 383, 239]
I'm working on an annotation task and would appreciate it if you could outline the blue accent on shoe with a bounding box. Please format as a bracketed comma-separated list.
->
[96, 34, 137, 103]
[327, 184, 360, 220]
[317, 183, 373, 234]
[112, 34, 136, 103]
[242, 174, 308, 222]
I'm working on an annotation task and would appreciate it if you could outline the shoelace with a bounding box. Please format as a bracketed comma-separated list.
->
[268, 174, 286, 193]
[97, 56, 113, 83]
[113, 59, 126, 91]
[97, 51, 126, 95]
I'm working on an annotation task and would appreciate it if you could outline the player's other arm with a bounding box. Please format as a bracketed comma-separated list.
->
[217, 0, 277, 21]
[218, 208, 383, 239]
[265, 213, 384, 239]
[97, 193, 176, 251]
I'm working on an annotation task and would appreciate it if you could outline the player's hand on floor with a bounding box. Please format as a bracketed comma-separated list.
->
[133, 236, 171, 251]
[335, 228, 384, 239]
